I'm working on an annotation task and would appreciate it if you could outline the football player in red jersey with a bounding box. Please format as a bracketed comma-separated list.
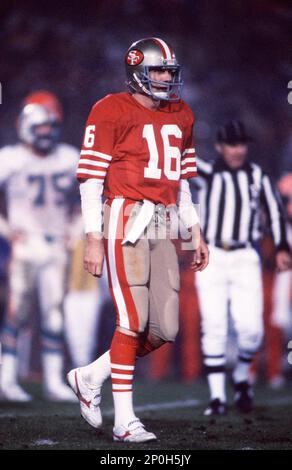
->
[67, 37, 209, 442]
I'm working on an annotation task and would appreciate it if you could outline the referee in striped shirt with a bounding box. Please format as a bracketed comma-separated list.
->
[191, 120, 291, 416]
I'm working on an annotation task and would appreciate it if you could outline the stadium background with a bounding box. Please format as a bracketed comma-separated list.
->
[0, 0, 292, 387]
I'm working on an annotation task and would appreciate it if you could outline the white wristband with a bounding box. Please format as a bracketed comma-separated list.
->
[79, 179, 104, 234]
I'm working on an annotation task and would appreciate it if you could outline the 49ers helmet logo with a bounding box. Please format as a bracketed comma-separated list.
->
[126, 49, 144, 66]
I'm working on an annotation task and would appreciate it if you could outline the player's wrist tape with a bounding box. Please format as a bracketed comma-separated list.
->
[79, 179, 104, 234]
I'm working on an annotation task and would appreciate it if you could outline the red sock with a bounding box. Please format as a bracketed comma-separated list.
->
[110, 330, 139, 427]
[110, 330, 139, 393]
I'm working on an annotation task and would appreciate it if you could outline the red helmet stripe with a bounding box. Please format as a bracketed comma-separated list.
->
[153, 37, 173, 60]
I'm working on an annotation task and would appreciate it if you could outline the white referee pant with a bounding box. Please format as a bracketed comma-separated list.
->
[196, 245, 264, 371]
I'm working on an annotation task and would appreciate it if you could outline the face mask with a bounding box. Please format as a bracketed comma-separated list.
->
[32, 124, 60, 154]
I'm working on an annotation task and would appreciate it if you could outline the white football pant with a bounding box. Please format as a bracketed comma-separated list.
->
[196, 246, 264, 373]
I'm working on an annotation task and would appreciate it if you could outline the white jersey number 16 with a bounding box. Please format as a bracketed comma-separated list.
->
[143, 124, 182, 181]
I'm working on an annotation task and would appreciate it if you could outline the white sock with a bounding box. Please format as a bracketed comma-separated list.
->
[43, 352, 66, 389]
[208, 372, 226, 402]
[1, 353, 18, 386]
[81, 350, 111, 389]
[113, 391, 137, 428]
[233, 360, 251, 384]
[18, 328, 32, 379]
[111, 361, 136, 427]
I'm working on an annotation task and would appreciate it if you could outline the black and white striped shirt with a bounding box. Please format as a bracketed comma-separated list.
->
[190, 157, 289, 251]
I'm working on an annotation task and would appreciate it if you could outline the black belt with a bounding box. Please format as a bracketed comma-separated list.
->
[212, 241, 249, 251]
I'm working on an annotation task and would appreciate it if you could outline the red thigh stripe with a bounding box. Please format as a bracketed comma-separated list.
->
[106, 198, 140, 331]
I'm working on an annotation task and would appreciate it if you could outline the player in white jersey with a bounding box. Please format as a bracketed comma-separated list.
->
[0, 98, 79, 402]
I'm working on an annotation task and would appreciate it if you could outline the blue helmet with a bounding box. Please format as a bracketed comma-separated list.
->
[18, 103, 60, 153]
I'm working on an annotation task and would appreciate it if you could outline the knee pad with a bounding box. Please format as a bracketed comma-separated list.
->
[163, 297, 180, 341]
[159, 248, 180, 342]
[150, 292, 179, 342]
[149, 264, 180, 342]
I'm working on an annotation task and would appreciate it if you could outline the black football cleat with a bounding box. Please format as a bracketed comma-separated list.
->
[204, 398, 227, 416]
[234, 381, 253, 413]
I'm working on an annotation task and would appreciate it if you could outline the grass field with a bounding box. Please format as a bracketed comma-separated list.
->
[0, 380, 292, 450]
